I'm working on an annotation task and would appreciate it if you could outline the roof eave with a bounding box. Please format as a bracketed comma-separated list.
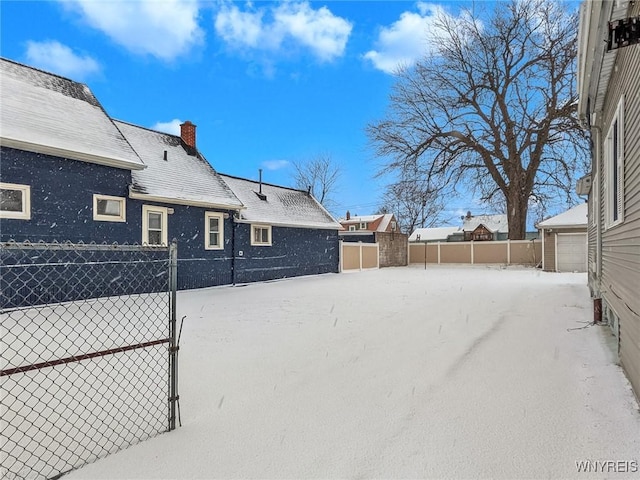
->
[129, 190, 245, 211]
[235, 219, 341, 230]
[1, 137, 146, 171]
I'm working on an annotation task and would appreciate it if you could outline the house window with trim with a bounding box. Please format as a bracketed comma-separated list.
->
[0, 182, 31, 220]
[359, 222, 367, 230]
[348, 225, 356, 232]
[205, 212, 224, 250]
[142, 205, 168, 246]
[604, 97, 624, 228]
[251, 224, 272, 246]
[93, 194, 126, 222]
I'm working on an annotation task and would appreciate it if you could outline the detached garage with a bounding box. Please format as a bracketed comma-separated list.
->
[537, 204, 588, 272]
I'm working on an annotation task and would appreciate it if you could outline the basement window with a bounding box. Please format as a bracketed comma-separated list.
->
[251, 224, 272, 246]
[93, 194, 126, 222]
[0, 183, 31, 220]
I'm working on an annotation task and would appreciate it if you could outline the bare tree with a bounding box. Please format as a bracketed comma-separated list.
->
[368, 0, 589, 239]
[378, 175, 444, 234]
[292, 154, 341, 210]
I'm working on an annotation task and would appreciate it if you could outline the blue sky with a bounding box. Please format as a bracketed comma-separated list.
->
[2, 0, 490, 222]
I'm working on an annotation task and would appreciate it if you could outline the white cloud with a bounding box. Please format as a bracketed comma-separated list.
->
[364, 2, 467, 74]
[214, 2, 352, 62]
[25, 40, 100, 79]
[262, 159, 290, 171]
[152, 119, 182, 135]
[63, 0, 203, 61]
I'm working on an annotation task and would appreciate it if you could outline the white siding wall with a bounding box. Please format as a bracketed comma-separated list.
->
[596, 1, 640, 396]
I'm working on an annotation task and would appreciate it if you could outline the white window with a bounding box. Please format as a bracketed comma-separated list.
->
[0, 182, 31, 220]
[93, 194, 126, 222]
[142, 205, 168, 246]
[604, 97, 624, 229]
[348, 225, 356, 232]
[205, 212, 224, 250]
[359, 222, 367, 229]
[251, 224, 272, 246]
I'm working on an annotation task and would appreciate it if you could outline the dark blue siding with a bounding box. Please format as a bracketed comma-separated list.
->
[0, 147, 233, 290]
[339, 233, 376, 243]
[1, 147, 339, 300]
[234, 224, 339, 283]
[1, 147, 132, 243]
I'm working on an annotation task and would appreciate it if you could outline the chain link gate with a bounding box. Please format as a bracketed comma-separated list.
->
[0, 240, 179, 479]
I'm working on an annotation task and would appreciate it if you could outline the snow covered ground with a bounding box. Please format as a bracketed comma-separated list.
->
[66, 266, 640, 479]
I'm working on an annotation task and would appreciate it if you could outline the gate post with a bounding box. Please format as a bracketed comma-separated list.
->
[168, 240, 178, 431]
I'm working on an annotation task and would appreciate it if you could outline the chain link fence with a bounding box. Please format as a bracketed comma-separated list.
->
[1, 240, 179, 479]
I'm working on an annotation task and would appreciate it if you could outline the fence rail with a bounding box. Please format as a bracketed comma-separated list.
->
[409, 239, 541, 266]
[1, 240, 179, 480]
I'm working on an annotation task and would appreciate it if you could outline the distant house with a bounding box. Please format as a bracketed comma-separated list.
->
[219, 174, 341, 283]
[536, 204, 588, 273]
[337, 212, 407, 268]
[577, 0, 640, 397]
[338, 212, 398, 243]
[459, 212, 509, 241]
[409, 227, 461, 243]
[0, 57, 340, 291]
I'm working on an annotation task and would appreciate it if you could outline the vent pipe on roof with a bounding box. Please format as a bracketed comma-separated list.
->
[163, 150, 168, 161]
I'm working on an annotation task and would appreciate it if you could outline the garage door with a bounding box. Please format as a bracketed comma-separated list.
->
[557, 233, 587, 272]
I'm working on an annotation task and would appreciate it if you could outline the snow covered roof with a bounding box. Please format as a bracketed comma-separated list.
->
[409, 227, 461, 242]
[377, 214, 395, 232]
[463, 214, 509, 233]
[114, 121, 243, 209]
[0, 58, 143, 170]
[537, 203, 588, 228]
[340, 214, 382, 224]
[219, 174, 341, 230]
[339, 213, 396, 232]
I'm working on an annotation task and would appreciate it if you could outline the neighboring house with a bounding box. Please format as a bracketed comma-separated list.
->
[536, 204, 588, 272]
[337, 212, 407, 267]
[409, 227, 461, 243]
[339, 212, 398, 233]
[577, 0, 640, 397]
[219, 174, 341, 283]
[0, 57, 339, 291]
[460, 212, 509, 241]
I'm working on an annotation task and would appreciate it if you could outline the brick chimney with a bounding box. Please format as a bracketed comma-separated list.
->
[180, 121, 196, 149]
[346, 210, 351, 220]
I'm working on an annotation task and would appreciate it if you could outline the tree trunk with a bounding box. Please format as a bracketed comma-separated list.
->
[505, 193, 528, 240]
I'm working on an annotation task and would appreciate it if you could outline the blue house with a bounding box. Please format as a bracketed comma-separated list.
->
[0, 57, 340, 293]
[220, 174, 341, 283]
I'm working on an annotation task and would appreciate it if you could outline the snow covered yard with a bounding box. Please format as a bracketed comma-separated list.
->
[67, 266, 640, 479]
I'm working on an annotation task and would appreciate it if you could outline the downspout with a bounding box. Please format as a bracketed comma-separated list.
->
[231, 210, 237, 285]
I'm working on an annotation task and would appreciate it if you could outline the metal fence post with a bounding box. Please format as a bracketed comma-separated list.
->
[168, 239, 178, 431]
